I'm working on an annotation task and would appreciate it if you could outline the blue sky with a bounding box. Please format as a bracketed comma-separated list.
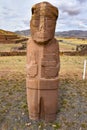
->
[0, 0, 87, 32]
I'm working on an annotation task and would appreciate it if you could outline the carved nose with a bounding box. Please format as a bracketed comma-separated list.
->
[39, 24, 45, 32]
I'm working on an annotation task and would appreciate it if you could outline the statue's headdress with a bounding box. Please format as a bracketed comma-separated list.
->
[31, 2, 58, 20]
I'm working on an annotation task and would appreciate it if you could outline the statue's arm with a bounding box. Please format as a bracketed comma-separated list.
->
[56, 40, 60, 74]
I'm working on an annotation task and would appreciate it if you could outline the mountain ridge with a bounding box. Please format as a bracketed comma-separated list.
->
[15, 29, 87, 39]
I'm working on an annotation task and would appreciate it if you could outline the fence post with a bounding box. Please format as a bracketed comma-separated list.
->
[83, 60, 87, 80]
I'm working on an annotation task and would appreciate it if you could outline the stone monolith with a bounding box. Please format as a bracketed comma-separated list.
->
[26, 2, 60, 122]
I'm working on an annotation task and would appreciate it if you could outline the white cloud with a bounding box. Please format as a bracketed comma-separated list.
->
[0, 0, 87, 31]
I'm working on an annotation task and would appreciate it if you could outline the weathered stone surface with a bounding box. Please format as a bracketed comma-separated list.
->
[26, 78, 59, 90]
[26, 88, 58, 121]
[26, 2, 60, 122]
[30, 2, 58, 44]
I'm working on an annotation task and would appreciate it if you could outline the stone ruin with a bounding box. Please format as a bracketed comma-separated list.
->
[0, 29, 28, 44]
[26, 2, 60, 122]
[0, 33, 18, 43]
[76, 44, 87, 52]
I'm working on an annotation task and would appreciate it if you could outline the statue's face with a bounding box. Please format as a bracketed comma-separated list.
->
[30, 17, 56, 43]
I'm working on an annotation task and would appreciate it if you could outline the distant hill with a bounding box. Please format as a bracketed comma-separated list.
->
[55, 30, 87, 39]
[0, 29, 17, 35]
[0, 29, 28, 44]
[15, 29, 30, 36]
[15, 29, 87, 39]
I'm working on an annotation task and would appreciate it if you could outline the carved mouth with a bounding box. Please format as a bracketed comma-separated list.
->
[34, 38, 51, 44]
[38, 36, 47, 39]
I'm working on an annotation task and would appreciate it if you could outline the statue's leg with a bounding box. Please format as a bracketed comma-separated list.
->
[26, 88, 40, 120]
[43, 89, 58, 122]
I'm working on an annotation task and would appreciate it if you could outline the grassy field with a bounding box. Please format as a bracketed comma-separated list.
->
[57, 37, 87, 51]
[1, 37, 87, 52]
[0, 43, 23, 52]
[59, 43, 76, 51]
[0, 55, 87, 130]
[57, 37, 87, 45]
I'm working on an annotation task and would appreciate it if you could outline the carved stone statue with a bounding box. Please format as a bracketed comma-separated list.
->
[26, 2, 60, 122]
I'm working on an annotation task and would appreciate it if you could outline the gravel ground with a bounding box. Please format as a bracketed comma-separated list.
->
[0, 72, 87, 130]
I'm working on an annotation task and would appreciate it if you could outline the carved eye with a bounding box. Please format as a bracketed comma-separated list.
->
[46, 19, 56, 28]
[32, 7, 34, 15]
[32, 20, 39, 27]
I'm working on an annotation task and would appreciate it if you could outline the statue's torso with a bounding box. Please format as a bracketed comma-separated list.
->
[27, 37, 60, 90]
